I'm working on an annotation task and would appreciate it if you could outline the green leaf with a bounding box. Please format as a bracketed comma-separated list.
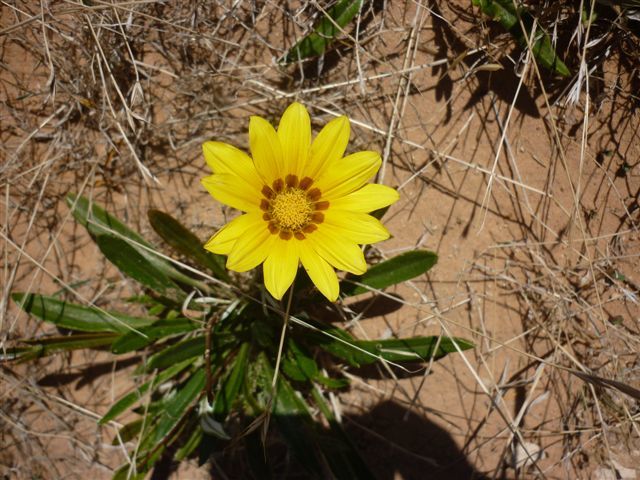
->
[111, 318, 198, 354]
[144, 336, 205, 371]
[66, 193, 149, 247]
[280, 0, 364, 63]
[99, 358, 195, 424]
[152, 369, 206, 445]
[96, 235, 184, 298]
[472, 0, 570, 76]
[212, 342, 251, 419]
[67, 194, 208, 291]
[304, 323, 366, 367]
[306, 320, 473, 367]
[255, 353, 325, 476]
[174, 423, 203, 461]
[112, 465, 146, 480]
[314, 374, 350, 389]
[12, 292, 155, 334]
[113, 418, 144, 445]
[148, 210, 229, 281]
[342, 250, 438, 296]
[143, 332, 234, 372]
[282, 339, 319, 382]
[349, 336, 475, 366]
[2, 332, 119, 361]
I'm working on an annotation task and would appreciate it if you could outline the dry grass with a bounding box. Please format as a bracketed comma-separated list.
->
[1, 0, 639, 478]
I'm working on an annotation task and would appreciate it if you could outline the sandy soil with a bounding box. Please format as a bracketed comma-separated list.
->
[1, 1, 639, 479]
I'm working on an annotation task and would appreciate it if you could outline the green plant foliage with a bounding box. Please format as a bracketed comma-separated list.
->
[473, 0, 571, 77]
[96, 235, 185, 299]
[11, 292, 155, 333]
[148, 209, 228, 281]
[343, 250, 438, 296]
[281, 0, 364, 63]
[212, 342, 250, 419]
[1, 332, 119, 362]
[100, 359, 195, 424]
[6, 194, 475, 478]
[350, 336, 475, 364]
[111, 319, 198, 354]
[67, 193, 208, 292]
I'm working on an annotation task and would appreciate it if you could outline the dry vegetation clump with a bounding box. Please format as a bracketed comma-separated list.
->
[1, 0, 639, 478]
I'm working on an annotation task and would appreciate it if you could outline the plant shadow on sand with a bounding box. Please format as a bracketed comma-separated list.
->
[32, 331, 486, 479]
[149, 400, 490, 479]
[345, 400, 489, 480]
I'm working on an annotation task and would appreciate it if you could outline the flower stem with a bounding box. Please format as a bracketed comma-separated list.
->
[261, 281, 296, 443]
[272, 281, 295, 389]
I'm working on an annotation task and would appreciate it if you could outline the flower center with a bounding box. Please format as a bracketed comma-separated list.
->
[260, 174, 329, 240]
[270, 189, 313, 231]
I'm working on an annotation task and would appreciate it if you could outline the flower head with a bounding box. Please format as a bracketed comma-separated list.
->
[202, 103, 399, 301]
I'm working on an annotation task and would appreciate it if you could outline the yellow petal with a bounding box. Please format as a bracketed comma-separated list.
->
[330, 184, 399, 213]
[305, 115, 350, 179]
[299, 242, 339, 301]
[226, 223, 275, 272]
[277, 102, 310, 177]
[306, 226, 366, 275]
[263, 239, 299, 300]
[324, 211, 390, 244]
[201, 174, 261, 213]
[202, 141, 263, 192]
[204, 213, 261, 255]
[249, 116, 283, 184]
[315, 151, 381, 200]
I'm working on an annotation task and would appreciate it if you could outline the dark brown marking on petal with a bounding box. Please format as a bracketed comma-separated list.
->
[315, 201, 330, 211]
[262, 213, 271, 221]
[303, 224, 317, 234]
[279, 230, 293, 240]
[268, 222, 279, 235]
[307, 188, 321, 201]
[261, 185, 275, 199]
[294, 232, 306, 240]
[285, 174, 299, 188]
[272, 178, 284, 192]
[311, 212, 324, 224]
[299, 177, 313, 190]
[260, 199, 270, 211]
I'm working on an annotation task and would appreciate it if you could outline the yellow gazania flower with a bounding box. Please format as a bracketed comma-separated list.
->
[201, 102, 399, 302]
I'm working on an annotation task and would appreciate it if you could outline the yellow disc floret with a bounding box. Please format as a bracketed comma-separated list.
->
[270, 189, 313, 231]
[259, 175, 328, 240]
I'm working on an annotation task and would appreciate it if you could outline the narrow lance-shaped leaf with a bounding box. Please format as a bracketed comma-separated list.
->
[96, 235, 185, 300]
[99, 358, 196, 424]
[348, 336, 475, 366]
[212, 342, 251, 419]
[282, 338, 319, 382]
[306, 321, 474, 367]
[12, 292, 155, 334]
[66, 193, 149, 246]
[66, 194, 208, 291]
[174, 421, 203, 461]
[342, 250, 438, 297]
[280, 0, 364, 63]
[111, 318, 198, 354]
[2, 332, 119, 362]
[144, 336, 206, 372]
[142, 333, 234, 372]
[151, 369, 206, 445]
[148, 210, 229, 281]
